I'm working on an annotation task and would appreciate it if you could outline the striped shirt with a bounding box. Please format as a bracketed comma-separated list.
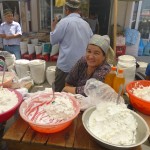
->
[0, 21, 22, 45]
[65, 56, 111, 95]
[50, 13, 93, 72]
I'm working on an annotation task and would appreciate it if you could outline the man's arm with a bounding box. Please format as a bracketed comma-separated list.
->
[0, 34, 6, 38]
[5, 34, 21, 40]
[51, 17, 58, 31]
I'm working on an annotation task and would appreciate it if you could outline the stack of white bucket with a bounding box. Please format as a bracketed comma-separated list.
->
[5, 53, 16, 71]
[20, 39, 51, 56]
[28, 39, 38, 55]
[137, 61, 148, 75]
[20, 38, 39, 55]
[15, 59, 30, 79]
[46, 66, 56, 85]
[14, 59, 47, 84]
[29, 59, 46, 84]
[117, 55, 136, 87]
[20, 41, 28, 55]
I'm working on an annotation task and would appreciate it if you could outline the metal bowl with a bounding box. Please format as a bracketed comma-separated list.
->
[82, 106, 150, 150]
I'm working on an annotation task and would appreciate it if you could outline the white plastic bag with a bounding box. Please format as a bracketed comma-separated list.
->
[77, 78, 124, 111]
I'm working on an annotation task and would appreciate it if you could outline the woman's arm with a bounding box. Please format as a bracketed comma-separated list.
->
[63, 84, 85, 95]
[63, 57, 86, 95]
[63, 85, 76, 94]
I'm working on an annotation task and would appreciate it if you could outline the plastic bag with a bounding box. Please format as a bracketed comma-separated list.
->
[143, 42, 150, 56]
[77, 78, 124, 111]
[138, 38, 145, 56]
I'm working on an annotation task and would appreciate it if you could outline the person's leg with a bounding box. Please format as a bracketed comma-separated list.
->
[11, 46, 21, 60]
[54, 67, 68, 92]
[3, 46, 10, 53]
[3, 45, 21, 60]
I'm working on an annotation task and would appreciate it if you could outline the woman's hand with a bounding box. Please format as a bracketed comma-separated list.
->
[62, 86, 76, 94]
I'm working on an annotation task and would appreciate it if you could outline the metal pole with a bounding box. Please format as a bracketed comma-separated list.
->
[113, 0, 118, 58]
[50, 0, 53, 29]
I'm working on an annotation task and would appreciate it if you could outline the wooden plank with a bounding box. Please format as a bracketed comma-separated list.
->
[6, 141, 68, 150]
[47, 118, 77, 148]
[22, 126, 36, 143]
[74, 113, 103, 150]
[137, 111, 150, 129]
[3, 117, 28, 142]
[65, 118, 78, 148]
[32, 132, 49, 145]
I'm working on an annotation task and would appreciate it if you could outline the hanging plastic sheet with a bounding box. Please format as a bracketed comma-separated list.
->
[55, 0, 65, 7]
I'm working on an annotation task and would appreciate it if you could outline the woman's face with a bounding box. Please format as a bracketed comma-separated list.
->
[86, 44, 105, 67]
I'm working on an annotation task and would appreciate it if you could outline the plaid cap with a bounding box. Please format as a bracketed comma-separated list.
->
[65, 0, 80, 8]
[89, 34, 110, 54]
[3, 9, 13, 16]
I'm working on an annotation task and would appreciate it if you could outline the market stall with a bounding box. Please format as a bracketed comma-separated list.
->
[2, 81, 150, 150]
[1, 1, 150, 150]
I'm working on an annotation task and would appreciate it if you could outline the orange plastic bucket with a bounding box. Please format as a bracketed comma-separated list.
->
[126, 80, 150, 115]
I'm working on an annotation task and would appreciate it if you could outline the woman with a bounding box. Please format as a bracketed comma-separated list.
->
[63, 34, 112, 95]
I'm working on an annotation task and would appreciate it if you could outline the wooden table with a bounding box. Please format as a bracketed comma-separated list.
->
[1, 84, 148, 150]
[2, 113, 143, 150]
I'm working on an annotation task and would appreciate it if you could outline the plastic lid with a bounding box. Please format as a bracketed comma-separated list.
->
[111, 66, 117, 71]
[118, 55, 136, 62]
[118, 69, 124, 73]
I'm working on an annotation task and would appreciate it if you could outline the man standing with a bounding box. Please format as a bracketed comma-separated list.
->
[50, 0, 93, 92]
[86, 12, 99, 34]
[0, 9, 22, 60]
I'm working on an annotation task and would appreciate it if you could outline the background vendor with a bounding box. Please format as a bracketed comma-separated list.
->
[50, 0, 93, 92]
[63, 34, 111, 95]
[0, 9, 22, 60]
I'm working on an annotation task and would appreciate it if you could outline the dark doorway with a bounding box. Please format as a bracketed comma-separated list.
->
[89, 0, 111, 35]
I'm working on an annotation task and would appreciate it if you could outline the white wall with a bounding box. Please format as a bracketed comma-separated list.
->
[31, 0, 38, 32]
[110, 1, 134, 28]
[117, 1, 128, 27]
[124, 1, 134, 28]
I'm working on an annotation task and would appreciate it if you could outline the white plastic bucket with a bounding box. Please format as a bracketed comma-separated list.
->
[15, 59, 30, 79]
[27, 44, 35, 54]
[31, 38, 39, 45]
[46, 66, 56, 85]
[5, 54, 16, 67]
[7, 64, 15, 72]
[50, 44, 59, 56]
[29, 59, 46, 84]
[20, 42, 28, 54]
[35, 45, 42, 55]
[137, 61, 148, 75]
[117, 55, 136, 86]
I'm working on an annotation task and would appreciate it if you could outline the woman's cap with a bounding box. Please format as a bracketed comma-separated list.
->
[65, 0, 81, 8]
[89, 34, 110, 54]
[3, 9, 13, 16]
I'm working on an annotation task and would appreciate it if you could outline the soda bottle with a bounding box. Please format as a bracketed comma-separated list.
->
[113, 69, 125, 94]
[105, 66, 117, 88]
